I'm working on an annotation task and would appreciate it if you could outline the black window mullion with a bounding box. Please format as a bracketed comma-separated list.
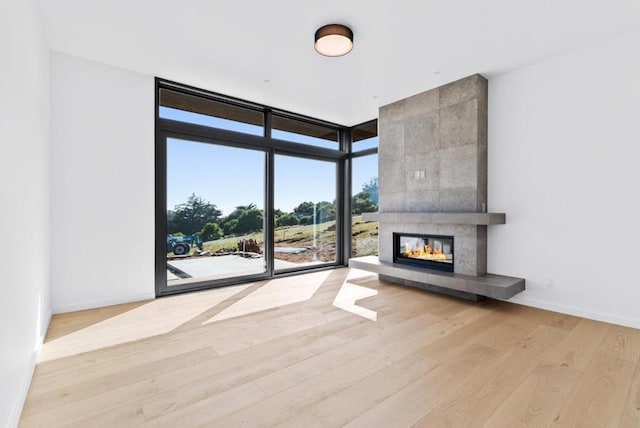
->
[341, 128, 352, 263]
[264, 109, 272, 139]
[265, 147, 275, 276]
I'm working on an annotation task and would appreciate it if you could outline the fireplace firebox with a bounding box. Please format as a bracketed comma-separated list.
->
[393, 233, 454, 272]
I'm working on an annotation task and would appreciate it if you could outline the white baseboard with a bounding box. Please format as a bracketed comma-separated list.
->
[506, 295, 640, 329]
[8, 352, 38, 428]
[8, 308, 52, 428]
[52, 292, 155, 314]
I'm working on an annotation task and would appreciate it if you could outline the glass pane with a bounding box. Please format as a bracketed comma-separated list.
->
[166, 138, 266, 286]
[274, 155, 337, 270]
[352, 154, 379, 257]
[159, 89, 264, 136]
[271, 115, 339, 149]
[353, 136, 378, 151]
[352, 120, 378, 152]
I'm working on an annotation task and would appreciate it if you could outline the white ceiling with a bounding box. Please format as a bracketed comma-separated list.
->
[41, 0, 640, 125]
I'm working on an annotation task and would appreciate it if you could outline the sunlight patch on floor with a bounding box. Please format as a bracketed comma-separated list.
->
[333, 269, 379, 321]
[39, 284, 252, 362]
[204, 270, 331, 324]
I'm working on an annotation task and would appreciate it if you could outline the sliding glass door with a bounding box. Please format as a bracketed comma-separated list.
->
[164, 137, 268, 289]
[274, 154, 338, 272]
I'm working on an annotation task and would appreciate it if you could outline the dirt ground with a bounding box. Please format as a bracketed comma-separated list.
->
[169, 242, 336, 264]
[274, 242, 336, 264]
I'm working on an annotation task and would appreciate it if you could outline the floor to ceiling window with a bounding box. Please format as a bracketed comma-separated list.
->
[351, 121, 379, 257]
[155, 79, 377, 296]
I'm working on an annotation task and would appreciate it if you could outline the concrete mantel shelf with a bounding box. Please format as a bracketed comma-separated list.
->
[362, 212, 506, 225]
[349, 256, 525, 300]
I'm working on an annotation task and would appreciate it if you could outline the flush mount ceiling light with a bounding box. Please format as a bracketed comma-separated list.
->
[314, 24, 353, 57]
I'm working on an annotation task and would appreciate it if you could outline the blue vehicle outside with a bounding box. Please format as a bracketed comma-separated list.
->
[166, 234, 203, 255]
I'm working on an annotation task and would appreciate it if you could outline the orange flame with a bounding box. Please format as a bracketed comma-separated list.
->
[402, 242, 447, 260]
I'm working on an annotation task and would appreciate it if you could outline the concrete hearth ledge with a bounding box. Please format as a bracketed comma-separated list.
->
[362, 212, 506, 225]
[349, 255, 525, 300]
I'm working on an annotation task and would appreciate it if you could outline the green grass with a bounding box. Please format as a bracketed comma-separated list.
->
[192, 216, 378, 255]
[202, 231, 264, 253]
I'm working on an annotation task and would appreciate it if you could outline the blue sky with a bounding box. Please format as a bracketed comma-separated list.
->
[163, 107, 377, 215]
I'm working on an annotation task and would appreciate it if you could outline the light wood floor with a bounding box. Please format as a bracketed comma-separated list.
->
[20, 268, 640, 427]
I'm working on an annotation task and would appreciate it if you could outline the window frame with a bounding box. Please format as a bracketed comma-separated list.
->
[155, 78, 377, 297]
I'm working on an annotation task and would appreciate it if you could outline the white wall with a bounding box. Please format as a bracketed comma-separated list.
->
[0, 0, 51, 425]
[51, 53, 155, 312]
[488, 28, 640, 328]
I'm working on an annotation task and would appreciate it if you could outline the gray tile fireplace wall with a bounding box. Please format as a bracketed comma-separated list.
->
[378, 74, 489, 276]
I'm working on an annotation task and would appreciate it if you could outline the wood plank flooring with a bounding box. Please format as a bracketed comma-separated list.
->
[20, 268, 640, 427]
